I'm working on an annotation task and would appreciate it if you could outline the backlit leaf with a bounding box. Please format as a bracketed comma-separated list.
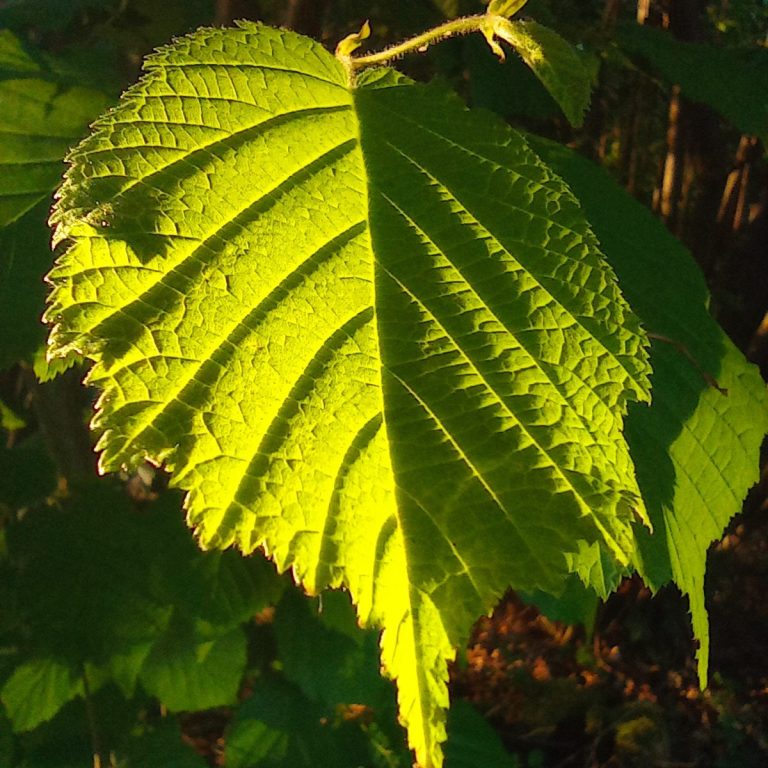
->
[45, 22, 650, 767]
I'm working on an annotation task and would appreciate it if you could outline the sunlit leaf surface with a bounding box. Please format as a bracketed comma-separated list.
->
[45, 22, 651, 767]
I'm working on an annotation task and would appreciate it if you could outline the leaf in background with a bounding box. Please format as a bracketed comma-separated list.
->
[618, 24, 768, 144]
[5, 486, 281, 721]
[444, 699, 518, 768]
[529, 135, 768, 685]
[225, 675, 374, 768]
[0, 202, 56, 368]
[0, 0, 116, 34]
[0, 435, 57, 508]
[274, 588, 395, 710]
[8, 488, 173, 665]
[494, 19, 593, 126]
[0, 30, 111, 227]
[0, 710, 12, 767]
[521, 571, 600, 628]
[1, 658, 82, 732]
[45, 23, 650, 767]
[0, 399, 25, 431]
[139, 622, 246, 711]
[116, 721, 208, 768]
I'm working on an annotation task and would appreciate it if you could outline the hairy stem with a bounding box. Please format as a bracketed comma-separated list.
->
[341, 14, 500, 71]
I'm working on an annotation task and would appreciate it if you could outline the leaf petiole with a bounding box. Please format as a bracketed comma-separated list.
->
[336, 13, 515, 76]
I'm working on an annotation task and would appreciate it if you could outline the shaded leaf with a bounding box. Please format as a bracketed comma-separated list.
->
[0, 435, 57, 508]
[529, 135, 768, 685]
[8, 488, 174, 664]
[618, 24, 768, 143]
[0, 30, 111, 226]
[1, 658, 82, 732]
[225, 675, 373, 768]
[465, 34, 560, 122]
[274, 588, 394, 710]
[6, 486, 280, 718]
[116, 721, 208, 768]
[0, 202, 57, 368]
[444, 699, 518, 768]
[139, 623, 246, 711]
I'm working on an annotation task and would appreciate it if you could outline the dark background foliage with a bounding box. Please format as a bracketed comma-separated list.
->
[1, 1, 767, 766]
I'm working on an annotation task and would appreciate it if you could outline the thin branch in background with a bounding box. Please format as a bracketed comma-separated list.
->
[636, 0, 650, 24]
[656, 85, 684, 231]
[82, 667, 105, 768]
[21, 366, 95, 485]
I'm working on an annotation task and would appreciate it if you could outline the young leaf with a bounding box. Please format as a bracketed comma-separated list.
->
[0, 30, 111, 227]
[45, 22, 650, 767]
[529, 135, 768, 685]
[487, 0, 528, 19]
[492, 19, 593, 127]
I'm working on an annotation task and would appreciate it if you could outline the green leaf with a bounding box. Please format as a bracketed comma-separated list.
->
[225, 675, 373, 768]
[528, 135, 768, 686]
[6, 486, 277, 715]
[521, 572, 600, 628]
[1, 658, 82, 732]
[0, 399, 25, 431]
[492, 19, 593, 126]
[465, 34, 560, 122]
[45, 23, 651, 767]
[8, 488, 174, 664]
[0, 0, 113, 33]
[618, 24, 768, 144]
[274, 588, 395, 710]
[116, 721, 208, 768]
[0, 202, 56, 368]
[0, 435, 57, 508]
[487, 0, 528, 18]
[139, 622, 246, 711]
[0, 30, 111, 227]
[444, 700, 518, 768]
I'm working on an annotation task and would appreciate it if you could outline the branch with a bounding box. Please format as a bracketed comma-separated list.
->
[647, 332, 728, 395]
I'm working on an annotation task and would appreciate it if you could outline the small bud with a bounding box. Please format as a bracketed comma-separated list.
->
[335, 20, 371, 59]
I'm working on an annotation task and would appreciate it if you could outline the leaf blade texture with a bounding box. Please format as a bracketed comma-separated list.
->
[46, 22, 651, 767]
